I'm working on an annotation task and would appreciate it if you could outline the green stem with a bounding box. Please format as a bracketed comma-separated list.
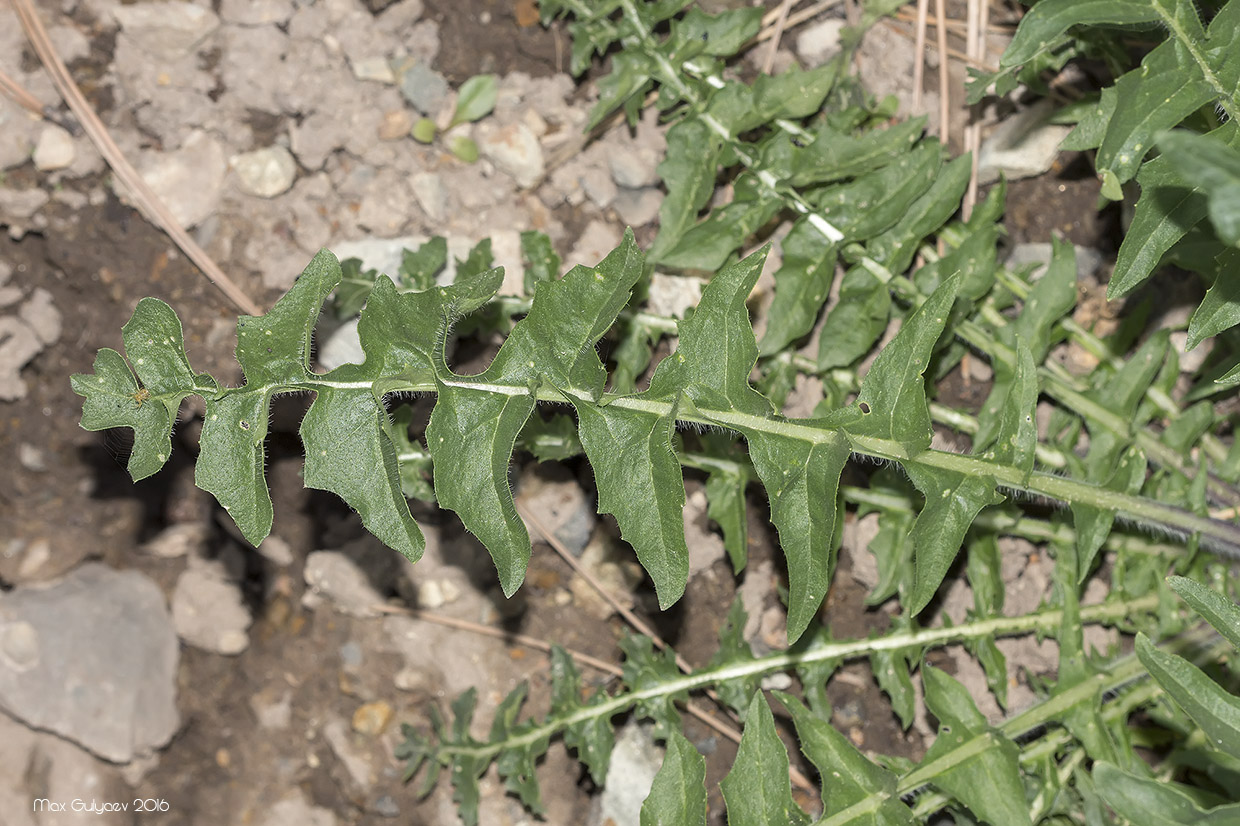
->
[432, 594, 1160, 767]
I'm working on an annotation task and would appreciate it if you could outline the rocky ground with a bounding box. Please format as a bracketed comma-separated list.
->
[0, 1, 1122, 824]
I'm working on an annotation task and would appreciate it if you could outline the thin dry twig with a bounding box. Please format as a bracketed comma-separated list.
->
[911, 0, 930, 119]
[935, 0, 951, 145]
[518, 502, 692, 672]
[883, 18, 999, 71]
[0, 66, 45, 117]
[371, 602, 624, 676]
[517, 504, 816, 790]
[10, 0, 263, 317]
[762, 0, 795, 75]
[962, 0, 982, 218]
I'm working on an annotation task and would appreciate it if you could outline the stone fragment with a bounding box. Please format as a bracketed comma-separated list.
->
[0, 316, 44, 402]
[324, 717, 375, 790]
[398, 62, 449, 115]
[979, 100, 1073, 184]
[0, 188, 50, 221]
[18, 443, 45, 472]
[613, 186, 662, 227]
[569, 534, 641, 620]
[219, 0, 295, 26]
[33, 125, 76, 172]
[135, 129, 227, 229]
[141, 522, 208, 558]
[351, 700, 393, 736]
[18, 288, 60, 346]
[232, 145, 298, 198]
[0, 563, 179, 762]
[261, 791, 338, 826]
[568, 220, 622, 269]
[249, 687, 292, 730]
[516, 466, 595, 556]
[646, 273, 704, 319]
[593, 722, 664, 826]
[409, 171, 446, 221]
[0, 104, 40, 172]
[303, 551, 384, 617]
[795, 18, 846, 65]
[377, 109, 413, 141]
[259, 535, 294, 566]
[607, 143, 660, 189]
[476, 121, 544, 188]
[112, 2, 220, 60]
[349, 56, 397, 84]
[172, 563, 252, 654]
[580, 164, 617, 209]
[0, 715, 129, 826]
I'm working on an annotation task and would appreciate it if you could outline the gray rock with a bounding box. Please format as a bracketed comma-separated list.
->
[18, 288, 61, 346]
[140, 522, 208, 559]
[324, 716, 375, 790]
[646, 272, 704, 319]
[409, 171, 446, 222]
[1006, 242, 1103, 282]
[171, 562, 252, 654]
[0, 316, 44, 402]
[303, 551, 383, 617]
[593, 722, 664, 826]
[516, 466, 594, 557]
[476, 121, 544, 188]
[0, 714, 129, 826]
[398, 62, 449, 116]
[47, 24, 92, 64]
[0, 563, 180, 763]
[979, 100, 1073, 184]
[33, 125, 76, 172]
[261, 791, 338, 826]
[0, 188, 50, 221]
[0, 101, 42, 172]
[795, 18, 846, 66]
[568, 220, 622, 270]
[18, 443, 46, 473]
[607, 144, 660, 189]
[580, 164, 617, 209]
[350, 56, 397, 84]
[219, 0, 294, 26]
[613, 186, 662, 228]
[232, 145, 298, 198]
[112, 2, 220, 60]
[135, 129, 227, 229]
[249, 687, 292, 730]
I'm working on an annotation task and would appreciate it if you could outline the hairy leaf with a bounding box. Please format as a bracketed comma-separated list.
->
[720, 693, 809, 826]
[642, 732, 707, 826]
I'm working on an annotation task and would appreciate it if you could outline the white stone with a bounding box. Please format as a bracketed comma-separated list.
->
[303, 551, 383, 617]
[0, 316, 44, 402]
[172, 565, 252, 655]
[594, 722, 664, 826]
[607, 143, 660, 189]
[979, 100, 1073, 184]
[18, 288, 61, 346]
[647, 272, 704, 319]
[232, 145, 298, 198]
[476, 121, 544, 188]
[112, 2, 220, 60]
[0, 564, 179, 762]
[349, 56, 397, 84]
[220, 0, 295, 26]
[141, 522, 208, 558]
[135, 129, 227, 229]
[33, 125, 76, 171]
[795, 18, 846, 65]
[613, 186, 662, 228]
[261, 791, 338, 826]
[410, 171, 447, 221]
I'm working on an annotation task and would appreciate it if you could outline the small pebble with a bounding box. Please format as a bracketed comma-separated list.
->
[352, 701, 393, 736]
[378, 109, 413, 141]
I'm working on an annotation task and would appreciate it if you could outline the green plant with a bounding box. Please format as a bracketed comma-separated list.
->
[971, 0, 1240, 384]
[71, 0, 1240, 823]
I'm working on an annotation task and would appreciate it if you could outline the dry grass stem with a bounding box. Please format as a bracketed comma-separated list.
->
[11, 0, 262, 317]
